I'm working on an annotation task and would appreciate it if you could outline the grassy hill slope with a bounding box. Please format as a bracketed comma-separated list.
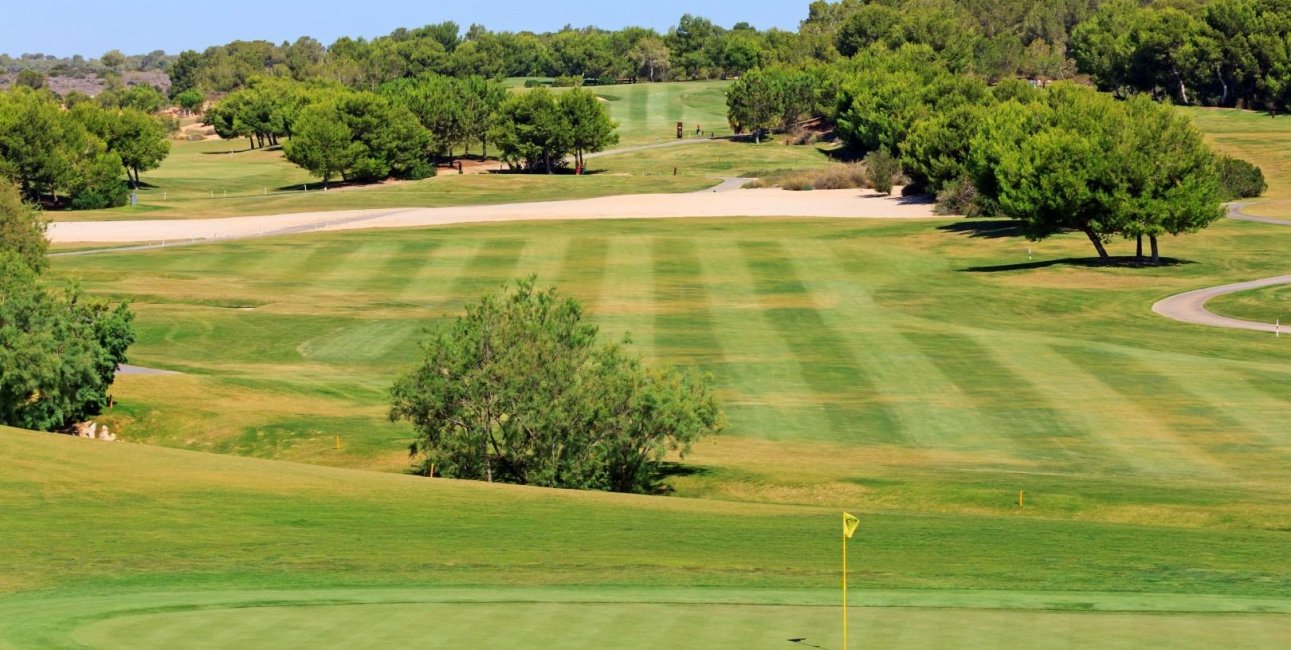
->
[4, 426, 1291, 648]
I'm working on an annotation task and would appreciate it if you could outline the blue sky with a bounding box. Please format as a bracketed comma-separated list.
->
[3, 1, 809, 57]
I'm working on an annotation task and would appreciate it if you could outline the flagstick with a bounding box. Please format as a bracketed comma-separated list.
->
[842, 526, 848, 650]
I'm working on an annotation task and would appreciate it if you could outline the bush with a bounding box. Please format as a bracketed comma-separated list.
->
[935, 176, 985, 217]
[863, 150, 902, 195]
[552, 75, 583, 88]
[1216, 155, 1267, 201]
[747, 164, 870, 191]
[522, 79, 551, 88]
[811, 163, 869, 189]
[390, 278, 722, 494]
[785, 127, 817, 145]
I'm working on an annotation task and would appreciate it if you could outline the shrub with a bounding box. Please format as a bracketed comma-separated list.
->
[863, 150, 902, 195]
[811, 163, 869, 189]
[1216, 155, 1267, 201]
[935, 176, 984, 217]
[552, 75, 583, 88]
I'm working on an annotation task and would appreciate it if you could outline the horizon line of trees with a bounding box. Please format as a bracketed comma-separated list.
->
[7, 0, 1289, 119]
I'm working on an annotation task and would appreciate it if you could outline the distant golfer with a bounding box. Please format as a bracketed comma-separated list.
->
[695, 124, 702, 137]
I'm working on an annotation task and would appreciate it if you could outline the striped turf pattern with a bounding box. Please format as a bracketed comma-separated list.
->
[60, 217, 1291, 493]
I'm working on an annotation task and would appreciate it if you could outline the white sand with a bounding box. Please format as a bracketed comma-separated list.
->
[48, 188, 941, 244]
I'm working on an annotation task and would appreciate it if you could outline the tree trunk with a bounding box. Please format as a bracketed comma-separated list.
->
[1150, 235, 1161, 265]
[1082, 227, 1110, 259]
[1136, 234, 1143, 261]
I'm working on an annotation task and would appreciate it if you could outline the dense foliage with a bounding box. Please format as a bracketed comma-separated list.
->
[488, 88, 619, 173]
[1073, 0, 1291, 112]
[207, 74, 612, 180]
[0, 87, 169, 209]
[0, 182, 134, 431]
[390, 279, 722, 494]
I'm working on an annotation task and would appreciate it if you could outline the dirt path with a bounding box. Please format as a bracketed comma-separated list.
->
[1152, 203, 1290, 334]
[48, 187, 941, 246]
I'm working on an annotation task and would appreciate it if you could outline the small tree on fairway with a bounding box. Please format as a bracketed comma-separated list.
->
[389, 278, 723, 494]
[726, 68, 780, 141]
[560, 88, 619, 171]
[175, 89, 205, 115]
[489, 89, 573, 173]
[284, 103, 358, 187]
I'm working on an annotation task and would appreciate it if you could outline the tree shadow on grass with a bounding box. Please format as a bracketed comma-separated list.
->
[652, 462, 714, 495]
[937, 219, 1026, 239]
[964, 256, 1196, 273]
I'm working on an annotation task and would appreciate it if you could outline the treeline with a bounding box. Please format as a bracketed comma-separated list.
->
[167, 18, 796, 97]
[1073, 0, 1291, 112]
[0, 88, 171, 209]
[0, 49, 173, 76]
[207, 75, 617, 183]
[166, 4, 1108, 98]
[0, 182, 135, 431]
[729, 45, 1266, 262]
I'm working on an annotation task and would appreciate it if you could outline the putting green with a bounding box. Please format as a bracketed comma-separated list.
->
[68, 599, 1291, 650]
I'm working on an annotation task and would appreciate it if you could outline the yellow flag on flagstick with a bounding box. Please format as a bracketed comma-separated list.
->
[843, 512, 860, 539]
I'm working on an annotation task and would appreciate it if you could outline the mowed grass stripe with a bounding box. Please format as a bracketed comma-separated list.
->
[971, 334, 1181, 477]
[395, 239, 478, 309]
[597, 236, 657, 358]
[449, 237, 528, 298]
[696, 239, 833, 443]
[652, 238, 726, 370]
[352, 238, 444, 297]
[557, 237, 609, 312]
[1051, 344, 1244, 479]
[512, 231, 568, 286]
[1164, 360, 1291, 478]
[736, 240, 902, 444]
[899, 328, 1106, 465]
[798, 246, 1012, 452]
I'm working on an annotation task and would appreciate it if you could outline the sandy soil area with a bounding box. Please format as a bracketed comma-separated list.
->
[48, 188, 941, 244]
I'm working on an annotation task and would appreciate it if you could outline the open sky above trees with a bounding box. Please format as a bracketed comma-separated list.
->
[2, 0, 805, 57]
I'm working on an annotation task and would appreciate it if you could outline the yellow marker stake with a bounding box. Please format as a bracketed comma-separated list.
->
[1019, 490, 1025, 508]
[335, 435, 341, 451]
[842, 512, 860, 649]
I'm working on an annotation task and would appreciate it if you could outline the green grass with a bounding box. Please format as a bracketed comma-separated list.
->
[1181, 107, 1291, 217]
[48, 217, 1291, 525]
[4, 427, 1291, 648]
[1209, 284, 1291, 324]
[591, 80, 731, 145]
[596, 139, 840, 178]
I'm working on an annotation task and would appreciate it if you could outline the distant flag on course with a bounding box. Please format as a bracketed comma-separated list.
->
[843, 512, 860, 539]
